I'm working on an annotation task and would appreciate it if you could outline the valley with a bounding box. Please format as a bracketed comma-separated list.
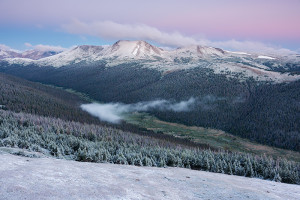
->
[125, 112, 300, 162]
[0, 72, 299, 185]
[1, 52, 299, 152]
[10, 79, 298, 162]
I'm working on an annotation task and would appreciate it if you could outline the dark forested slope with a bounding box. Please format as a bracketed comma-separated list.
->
[0, 73, 100, 124]
[0, 73, 207, 148]
[0, 63, 299, 151]
[0, 66, 300, 184]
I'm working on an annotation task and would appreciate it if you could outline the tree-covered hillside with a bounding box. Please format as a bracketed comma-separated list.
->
[0, 69, 299, 185]
[1, 109, 299, 184]
[0, 63, 299, 151]
[0, 73, 100, 124]
[0, 73, 209, 149]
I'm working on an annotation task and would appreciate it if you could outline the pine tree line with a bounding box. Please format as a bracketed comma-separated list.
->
[0, 110, 299, 184]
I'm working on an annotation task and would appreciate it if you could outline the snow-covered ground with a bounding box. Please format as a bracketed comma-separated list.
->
[0, 150, 299, 200]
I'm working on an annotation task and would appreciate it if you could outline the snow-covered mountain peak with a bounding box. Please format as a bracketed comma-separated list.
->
[105, 40, 164, 58]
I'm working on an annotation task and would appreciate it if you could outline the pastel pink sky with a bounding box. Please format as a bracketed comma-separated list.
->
[0, 0, 299, 52]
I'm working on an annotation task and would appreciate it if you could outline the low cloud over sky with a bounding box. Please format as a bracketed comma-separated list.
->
[24, 43, 67, 52]
[1, 0, 299, 53]
[62, 20, 199, 47]
[62, 20, 298, 55]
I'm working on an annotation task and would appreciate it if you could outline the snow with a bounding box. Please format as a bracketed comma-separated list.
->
[226, 50, 251, 55]
[104, 40, 163, 59]
[0, 49, 19, 59]
[3, 57, 34, 66]
[211, 62, 299, 83]
[172, 45, 225, 58]
[0, 41, 259, 67]
[36, 45, 105, 67]
[132, 45, 139, 55]
[258, 55, 276, 59]
[0, 50, 8, 56]
[0, 149, 299, 200]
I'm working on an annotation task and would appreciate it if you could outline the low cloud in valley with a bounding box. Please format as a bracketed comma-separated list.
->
[81, 98, 196, 124]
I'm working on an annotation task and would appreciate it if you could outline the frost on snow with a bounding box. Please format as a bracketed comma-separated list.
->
[0, 151, 299, 200]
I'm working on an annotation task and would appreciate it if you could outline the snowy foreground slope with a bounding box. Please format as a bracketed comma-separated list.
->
[0, 150, 299, 200]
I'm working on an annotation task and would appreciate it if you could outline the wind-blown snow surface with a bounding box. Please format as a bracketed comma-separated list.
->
[0, 150, 299, 200]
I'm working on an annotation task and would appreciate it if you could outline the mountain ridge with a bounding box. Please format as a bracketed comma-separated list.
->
[0, 48, 62, 60]
[1, 40, 299, 83]
[1, 40, 282, 63]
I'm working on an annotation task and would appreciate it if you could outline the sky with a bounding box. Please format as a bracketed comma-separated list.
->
[0, 0, 299, 54]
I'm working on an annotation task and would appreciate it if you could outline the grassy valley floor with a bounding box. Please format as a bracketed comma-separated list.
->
[125, 112, 300, 162]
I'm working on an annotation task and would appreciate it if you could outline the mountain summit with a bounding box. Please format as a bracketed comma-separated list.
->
[106, 40, 163, 58]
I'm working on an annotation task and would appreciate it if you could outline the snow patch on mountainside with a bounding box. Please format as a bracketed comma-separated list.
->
[226, 50, 251, 56]
[212, 62, 299, 82]
[258, 55, 276, 59]
[0, 151, 299, 200]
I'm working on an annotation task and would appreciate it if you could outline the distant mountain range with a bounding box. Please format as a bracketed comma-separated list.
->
[0, 48, 61, 60]
[1, 40, 299, 82]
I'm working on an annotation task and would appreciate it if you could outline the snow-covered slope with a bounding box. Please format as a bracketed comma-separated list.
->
[104, 40, 164, 58]
[1, 150, 299, 200]
[2, 40, 300, 83]
[0, 49, 21, 59]
[172, 45, 225, 59]
[36, 45, 105, 67]
[21, 49, 61, 60]
[225, 50, 251, 56]
[257, 55, 276, 60]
